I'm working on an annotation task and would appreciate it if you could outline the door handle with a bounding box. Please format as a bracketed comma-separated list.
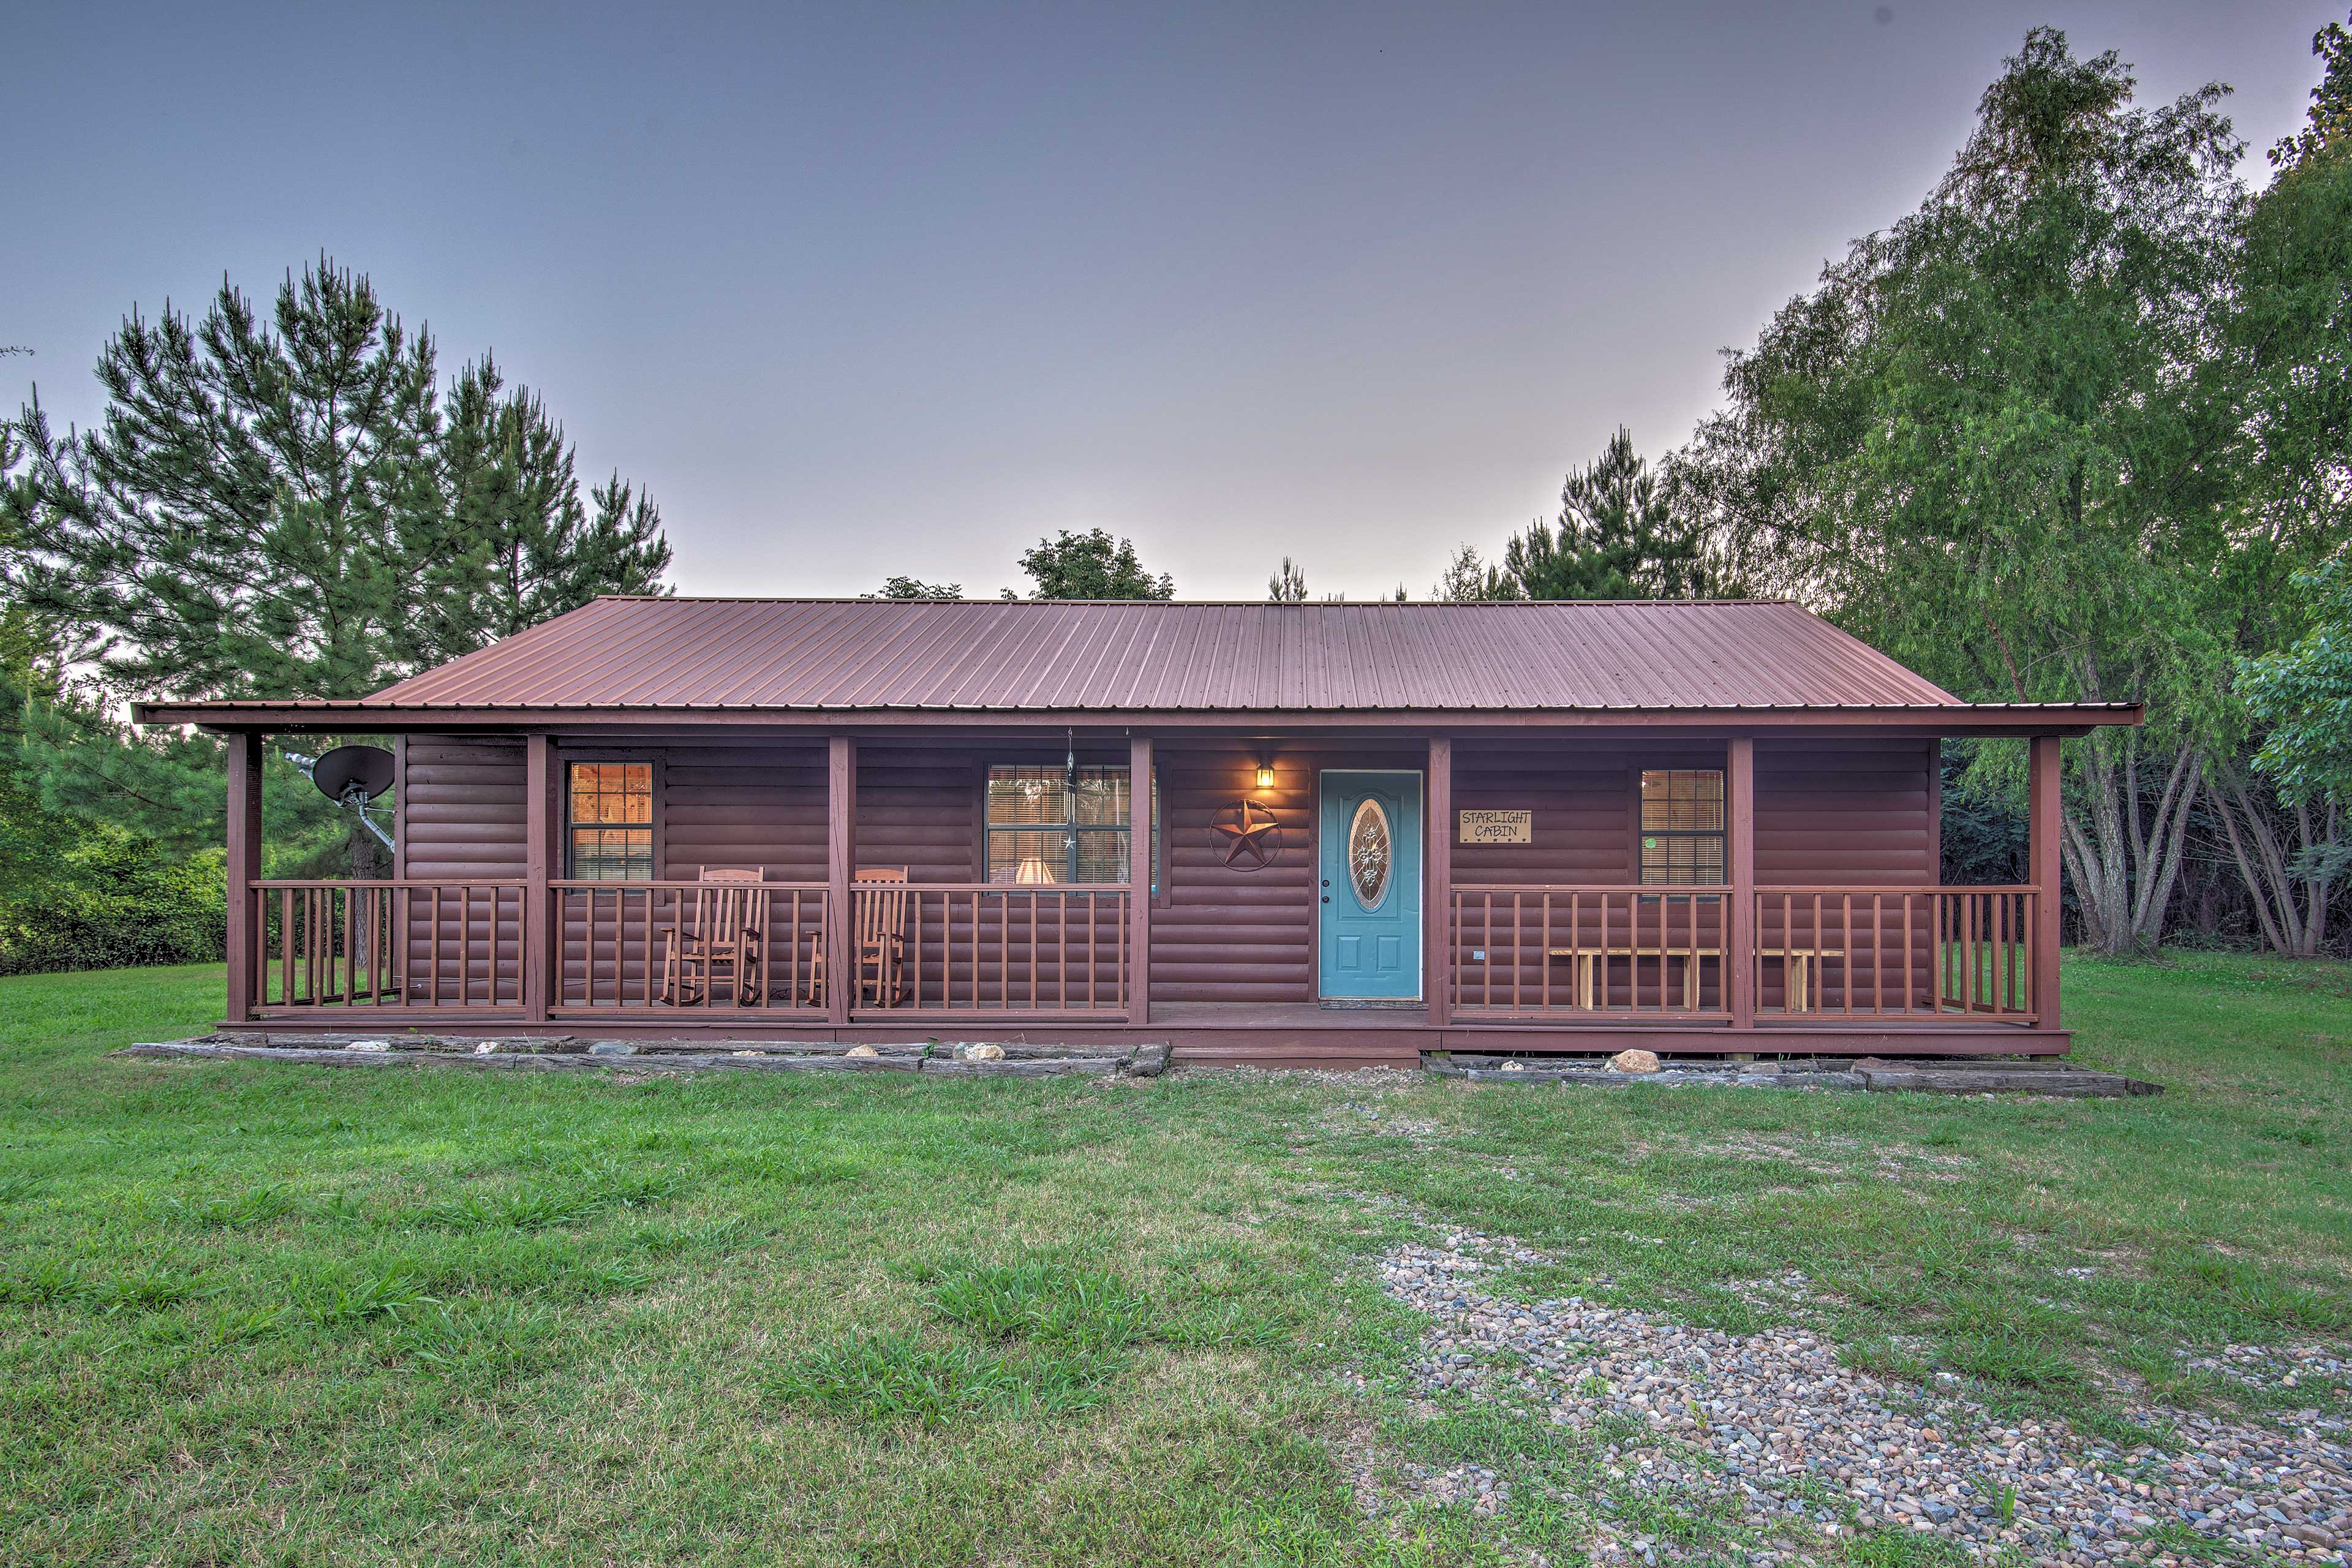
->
[1321, 895, 1330, 904]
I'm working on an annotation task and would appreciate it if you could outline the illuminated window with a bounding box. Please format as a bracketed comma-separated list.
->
[567, 762, 654, 881]
[985, 764, 1158, 889]
[1639, 769, 1724, 885]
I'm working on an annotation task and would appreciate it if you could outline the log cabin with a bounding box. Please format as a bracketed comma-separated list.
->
[135, 597, 2140, 1068]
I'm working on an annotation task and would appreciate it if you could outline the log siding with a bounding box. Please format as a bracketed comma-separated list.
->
[391, 734, 1939, 1014]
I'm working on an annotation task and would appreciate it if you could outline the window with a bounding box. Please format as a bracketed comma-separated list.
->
[1639, 769, 1724, 885]
[568, 762, 654, 880]
[985, 764, 1156, 888]
[1347, 797, 1393, 910]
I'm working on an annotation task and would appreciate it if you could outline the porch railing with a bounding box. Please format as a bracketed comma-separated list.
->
[1450, 885, 1730, 1017]
[245, 878, 2030, 1027]
[250, 880, 527, 1010]
[864, 884, 1131, 1015]
[1757, 886, 2037, 1021]
[243, 878, 1127, 1019]
[551, 881, 828, 1012]
[1448, 883, 2041, 1025]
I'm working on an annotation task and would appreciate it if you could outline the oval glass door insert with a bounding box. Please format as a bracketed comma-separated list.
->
[1348, 797, 1393, 910]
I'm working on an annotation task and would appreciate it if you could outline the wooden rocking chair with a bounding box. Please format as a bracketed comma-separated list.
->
[856, 867, 911, 1005]
[657, 868, 767, 1007]
[805, 867, 911, 1007]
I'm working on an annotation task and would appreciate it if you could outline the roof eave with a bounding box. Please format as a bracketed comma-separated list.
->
[131, 699, 2147, 737]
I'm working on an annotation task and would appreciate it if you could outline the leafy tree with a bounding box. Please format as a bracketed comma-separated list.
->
[1268, 557, 1308, 602]
[2228, 12, 2352, 636]
[2234, 557, 2352, 949]
[868, 576, 962, 600]
[1681, 29, 2258, 956]
[2269, 12, 2351, 172]
[2192, 11, 2352, 957]
[2245, 561, 2352, 804]
[1501, 428, 1711, 600]
[1937, 742, 2029, 887]
[1009, 529, 1173, 600]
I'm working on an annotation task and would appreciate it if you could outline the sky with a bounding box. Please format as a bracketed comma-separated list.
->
[5, 1, 2342, 602]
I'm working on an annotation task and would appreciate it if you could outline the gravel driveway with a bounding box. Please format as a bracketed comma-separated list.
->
[1373, 1231, 2351, 1564]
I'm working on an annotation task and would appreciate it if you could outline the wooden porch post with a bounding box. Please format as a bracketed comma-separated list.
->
[827, 734, 856, 1027]
[1129, 734, 1152, 1025]
[224, 730, 263, 1023]
[2030, 734, 2062, 1030]
[524, 734, 553, 1022]
[1426, 735, 1451, 1027]
[1727, 736, 1755, 1030]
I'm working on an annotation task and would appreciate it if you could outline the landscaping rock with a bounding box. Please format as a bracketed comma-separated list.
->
[124, 1036, 1155, 1081]
[1606, 1048, 1661, 1073]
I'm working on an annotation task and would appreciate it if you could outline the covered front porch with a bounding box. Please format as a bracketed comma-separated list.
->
[212, 725, 2073, 1065]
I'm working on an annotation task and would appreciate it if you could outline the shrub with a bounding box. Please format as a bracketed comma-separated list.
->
[0, 835, 225, 975]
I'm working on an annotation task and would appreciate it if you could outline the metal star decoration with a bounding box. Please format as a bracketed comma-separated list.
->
[1211, 798, 1281, 870]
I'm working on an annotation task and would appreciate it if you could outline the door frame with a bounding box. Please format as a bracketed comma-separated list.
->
[1314, 767, 1425, 1002]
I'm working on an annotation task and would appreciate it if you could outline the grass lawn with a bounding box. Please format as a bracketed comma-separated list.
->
[0, 953, 2345, 1565]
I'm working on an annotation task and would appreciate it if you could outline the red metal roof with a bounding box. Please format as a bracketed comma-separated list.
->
[351, 596, 1975, 712]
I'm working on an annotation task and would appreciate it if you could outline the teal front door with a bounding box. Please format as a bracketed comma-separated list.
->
[1317, 771, 1423, 1001]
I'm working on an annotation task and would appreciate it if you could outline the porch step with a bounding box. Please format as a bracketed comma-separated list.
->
[1172, 1039, 1422, 1071]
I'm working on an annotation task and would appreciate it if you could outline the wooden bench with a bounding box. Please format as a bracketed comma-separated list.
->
[1760, 947, 1845, 1012]
[1548, 946, 1721, 1011]
[1542, 946, 1852, 1011]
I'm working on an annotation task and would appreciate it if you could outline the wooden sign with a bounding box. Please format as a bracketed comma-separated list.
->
[1458, 809, 1532, 845]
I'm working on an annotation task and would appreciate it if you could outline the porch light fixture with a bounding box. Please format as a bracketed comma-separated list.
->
[1255, 760, 1276, 791]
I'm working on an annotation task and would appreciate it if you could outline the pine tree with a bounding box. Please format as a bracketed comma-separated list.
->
[1, 257, 673, 868]
[1500, 429, 1710, 600]
[6, 260, 440, 704]
[410, 356, 670, 665]
[1268, 557, 1308, 601]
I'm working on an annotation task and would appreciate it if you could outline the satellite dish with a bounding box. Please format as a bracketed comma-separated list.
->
[311, 745, 395, 804]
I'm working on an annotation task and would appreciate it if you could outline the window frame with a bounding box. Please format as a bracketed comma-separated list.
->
[1635, 766, 1727, 889]
[562, 754, 665, 882]
[980, 761, 1156, 891]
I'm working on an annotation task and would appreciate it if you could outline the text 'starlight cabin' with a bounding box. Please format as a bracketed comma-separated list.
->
[135, 597, 2140, 1067]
